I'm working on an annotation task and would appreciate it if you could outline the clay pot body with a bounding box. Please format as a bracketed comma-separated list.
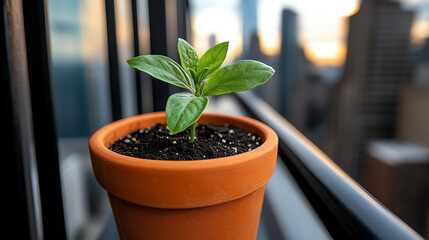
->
[89, 112, 278, 239]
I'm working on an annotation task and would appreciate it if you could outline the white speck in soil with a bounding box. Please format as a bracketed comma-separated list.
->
[132, 138, 136, 141]
[229, 129, 234, 133]
[119, 137, 123, 140]
[139, 129, 144, 134]
[221, 139, 227, 143]
[127, 134, 132, 138]
[252, 136, 255, 141]
[232, 147, 238, 153]
[144, 129, 149, 133]
[172, 140, 177, 144]
[124, 139, 131, 143]
[256, 142, 260, 145]
[247, 133, 252, 136]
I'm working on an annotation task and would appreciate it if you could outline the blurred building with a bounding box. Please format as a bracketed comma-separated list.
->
[240, 6, 332, 150]
[363, 36, 429, 238]
[289, 71, 333, 152]
[332, 0, 414, 180]
[239, 0, 281, 111]
[279, 9, 310, 118]
[245, 8, 311, 119]
[241, 0, 258, 55]
[243, 35, 281, 111]
[397, 38, 429, 148]
[365, 84, 429, 237]
[364, 140, 429, 236]
[397, 85, 429, 148]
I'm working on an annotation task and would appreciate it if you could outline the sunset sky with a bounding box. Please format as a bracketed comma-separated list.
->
[191, 0, 429, 66]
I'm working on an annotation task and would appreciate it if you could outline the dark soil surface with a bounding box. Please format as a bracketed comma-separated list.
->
[109, 123, 263, 160]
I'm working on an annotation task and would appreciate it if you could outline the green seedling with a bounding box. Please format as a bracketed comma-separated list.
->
[127, 38, 275, 142]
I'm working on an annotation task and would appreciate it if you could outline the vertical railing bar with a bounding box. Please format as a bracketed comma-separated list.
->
[1, 2, 34, 239]
[176, 0, 188, 40]
[131, 0, 143, 114]
[105, 0, 122, 121]
[21, 0, 67, 239]
[148, 0, 169, 111]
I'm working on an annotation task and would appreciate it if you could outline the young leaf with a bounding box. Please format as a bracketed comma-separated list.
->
[127, 55, 194, 92]
[166, 92, 209, 134]
[196, 41, 229, 83]
[202, 60, 275, 96]
[177, 38, 199, 77]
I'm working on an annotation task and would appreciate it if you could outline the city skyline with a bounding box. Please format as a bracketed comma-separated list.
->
[191, 0, 429, 66]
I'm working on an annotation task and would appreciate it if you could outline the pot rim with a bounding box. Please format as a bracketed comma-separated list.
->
[89, 112, 278, 209]
[90, 112, 277, 171]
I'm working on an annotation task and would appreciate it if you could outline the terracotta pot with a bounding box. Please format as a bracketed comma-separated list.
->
[89, 112, 278, 239]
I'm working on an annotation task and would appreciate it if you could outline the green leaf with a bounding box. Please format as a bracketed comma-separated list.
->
[202, 60, 275, 96]
[166, 92, 209, 134]
[189, 68, 197, 81]
[196, 41, 229, 83]
[127, 55, 194, 92]
[177, 38, 199, 77]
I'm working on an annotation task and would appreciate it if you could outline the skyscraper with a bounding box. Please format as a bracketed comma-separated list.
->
[279, 9, 299, 117]
[241, 0, 258, 56]
[239, 0, 281, 111]
[332, 0, 414, 180]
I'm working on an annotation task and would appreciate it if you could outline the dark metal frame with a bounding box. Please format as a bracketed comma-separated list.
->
[148, 0, 170, 111]
[1, 1, 39, 239]
[105, 0, 122, 121]
[235, 91, 423, 240]
[131, 0, 143, 114]
[21, 0, 68, 239]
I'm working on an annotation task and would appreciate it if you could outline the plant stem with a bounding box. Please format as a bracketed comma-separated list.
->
[190, 123, 196, 143]
[195, 84, 201, 96]
[189, 75, 203, 143]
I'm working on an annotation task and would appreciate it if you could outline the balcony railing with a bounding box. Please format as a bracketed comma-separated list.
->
[2, 0, 425, 239]
[235, 91, 423, 240]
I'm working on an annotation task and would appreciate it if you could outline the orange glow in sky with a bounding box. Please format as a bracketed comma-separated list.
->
[259, 32, 280, 56]
[411, 20, 429, 45]
[191, 0, 361, 66]
[303, 42, 347, 66]
[258, 0, 359, 65]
